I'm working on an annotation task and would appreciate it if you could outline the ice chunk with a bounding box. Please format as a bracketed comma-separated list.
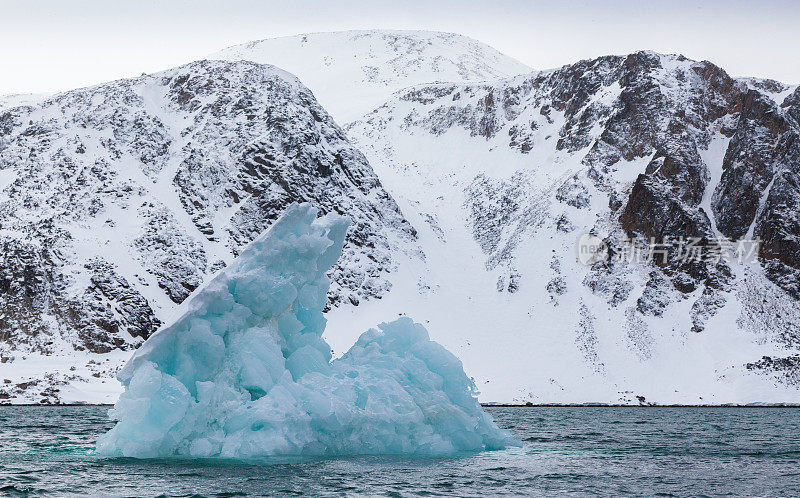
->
[96, 203, 518, 458]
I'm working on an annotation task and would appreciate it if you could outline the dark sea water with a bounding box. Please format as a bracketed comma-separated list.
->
[1, 406, 799, 496]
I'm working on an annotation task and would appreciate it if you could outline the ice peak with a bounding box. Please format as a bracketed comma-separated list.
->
[97, 203, 517, 458]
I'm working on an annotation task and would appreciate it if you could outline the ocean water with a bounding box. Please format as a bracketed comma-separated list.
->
[1, 406, 799, 496]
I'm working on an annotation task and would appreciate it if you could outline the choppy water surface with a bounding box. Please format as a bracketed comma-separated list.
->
[1, 406, 799, 496]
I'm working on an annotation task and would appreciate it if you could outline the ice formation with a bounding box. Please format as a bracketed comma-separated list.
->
[96, 204, 517, 458]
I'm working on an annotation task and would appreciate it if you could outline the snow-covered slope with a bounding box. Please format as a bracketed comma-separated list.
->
[209, 30, 532, 124]
[341, 51, 800, 404]
[0, 94, 49, 111]
[0, 59, 416, 403]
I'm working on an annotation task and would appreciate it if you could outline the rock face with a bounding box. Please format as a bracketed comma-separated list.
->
[756, 171, 800, 298]
[347, 50, 800, 402]
[0, 60, 416, 401]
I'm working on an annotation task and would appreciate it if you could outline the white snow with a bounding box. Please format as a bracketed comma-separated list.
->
[0, 92, 50, 110]
[698, 128, 733, 237]
[0, 349, 130, 405]
[0, 168, 17, 197]
[209, 30, 532, 124]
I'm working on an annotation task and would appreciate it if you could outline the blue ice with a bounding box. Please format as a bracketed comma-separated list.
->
[96, 204, 518, 458]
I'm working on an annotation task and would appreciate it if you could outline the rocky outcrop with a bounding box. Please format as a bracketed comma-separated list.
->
[620, 174, 712, 243]
[0, 60, 416, 358]
[348, 48, 800, 397]
[746, 355, 800, 387]
[755, 171, 800, 298]
[713, 91, 796, 240]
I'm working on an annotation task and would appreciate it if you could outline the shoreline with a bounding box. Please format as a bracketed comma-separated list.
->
[483, 403, 800, 408]
[1, 403, 799, 408]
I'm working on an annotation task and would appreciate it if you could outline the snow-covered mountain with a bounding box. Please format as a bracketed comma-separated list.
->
[2, 30, 799, 405]
[0, 59, 416, 403]
[209, 30, 531, 124]
[341, 51, 800, 404]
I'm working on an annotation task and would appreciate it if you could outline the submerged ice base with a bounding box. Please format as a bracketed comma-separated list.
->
[97, 204, 517, 458]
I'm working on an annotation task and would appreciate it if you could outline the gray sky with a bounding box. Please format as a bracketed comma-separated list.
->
[1, 0, 798, 95]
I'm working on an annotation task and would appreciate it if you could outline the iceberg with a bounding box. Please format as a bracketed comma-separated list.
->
[96, 203, 518, 458]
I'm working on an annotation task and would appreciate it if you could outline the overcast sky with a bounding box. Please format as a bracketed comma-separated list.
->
[1, 0, 798, 95]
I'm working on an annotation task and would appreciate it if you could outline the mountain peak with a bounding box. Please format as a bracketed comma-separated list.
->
[209, 30, 532, 123]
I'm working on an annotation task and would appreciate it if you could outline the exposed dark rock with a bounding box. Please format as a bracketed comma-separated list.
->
[637, 271, 673, 316]
[0, 60, 416, 357]
[755, 171, 800, 296]
[620, 174, 712, 243]
[713, 91, 795, 240]
[556, 174, 591, 208]
[746, 355, 800, 387]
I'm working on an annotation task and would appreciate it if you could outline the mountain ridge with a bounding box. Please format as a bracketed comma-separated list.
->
[1, 32, 799, 404]
[341, 49, 800, 403]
